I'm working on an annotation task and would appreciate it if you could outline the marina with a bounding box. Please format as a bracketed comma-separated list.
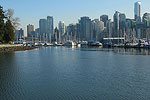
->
[13, 39, 150, 49]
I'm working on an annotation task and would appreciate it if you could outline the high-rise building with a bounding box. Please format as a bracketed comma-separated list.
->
[91, 19, 104, 40]
[79, 16, 92, 40]
[134, 2, 142, 39]
[58, 21, 65, 42]
[54, 27, 59, 42]
[134, 1, 141, 23]
[75, 23, 80, 41]
[47, 16, 54, 41]
[100, 15, 108, 27]
[113, 11, 120, 37]
[27, 24, 34, 37]
[119, 13, 126, 22]
[141, 13, 150, 39]
[142, 13, 150, 28]
[35, 28, 40, 38]
[106, 19, 113, 38]
[66, 24, 76, 41]
[15, 28, 24, 39]
[39, 19, 47, 37]
[119, 13, 126, 29]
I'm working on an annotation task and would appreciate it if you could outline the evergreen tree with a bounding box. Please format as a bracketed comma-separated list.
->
[0, 5, 18, 43]
[0, 5, 6, 42]
[3, 20, 15, 43]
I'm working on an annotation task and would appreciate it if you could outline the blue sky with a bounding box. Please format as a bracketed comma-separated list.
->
[1, 0, 150, 35]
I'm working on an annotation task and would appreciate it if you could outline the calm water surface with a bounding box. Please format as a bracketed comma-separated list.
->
[0, 47, 150, 100]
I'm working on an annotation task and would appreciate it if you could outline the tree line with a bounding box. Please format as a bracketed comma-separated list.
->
[0, 5, 19, 44]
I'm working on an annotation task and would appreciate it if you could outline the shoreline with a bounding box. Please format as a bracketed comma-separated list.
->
[0, 44, 38, 52]
[1, 44, 150, 53]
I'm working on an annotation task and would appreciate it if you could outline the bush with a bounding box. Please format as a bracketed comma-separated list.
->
[9, 41, 13, 44]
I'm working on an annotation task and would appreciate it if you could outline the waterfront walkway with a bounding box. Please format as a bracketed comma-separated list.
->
[0, 44, 22, 48]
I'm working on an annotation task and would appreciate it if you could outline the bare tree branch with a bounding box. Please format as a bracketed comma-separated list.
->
[5, 9, 14, 20]
[5, 9, 20, 29]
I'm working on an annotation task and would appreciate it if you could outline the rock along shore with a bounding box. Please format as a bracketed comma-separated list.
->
[0, 44, 38, 52]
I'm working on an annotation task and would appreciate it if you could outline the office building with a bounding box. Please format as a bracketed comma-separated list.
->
[47, 16, 54, 42]
[113, 11, 120, 37]
[27, 24, 34, 37]
[39, 19, 47, 37]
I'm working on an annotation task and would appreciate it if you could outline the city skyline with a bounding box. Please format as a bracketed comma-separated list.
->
[1, 0, 150, 36]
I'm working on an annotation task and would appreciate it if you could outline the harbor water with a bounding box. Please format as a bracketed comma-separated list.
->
[0, 47, 150, 100]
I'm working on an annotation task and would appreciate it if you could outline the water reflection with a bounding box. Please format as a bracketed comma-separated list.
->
[74, 47, 150, 55]
[113, 48, 150, 55]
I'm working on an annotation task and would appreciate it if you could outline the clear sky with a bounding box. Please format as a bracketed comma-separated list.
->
[1, 0, 150, 36]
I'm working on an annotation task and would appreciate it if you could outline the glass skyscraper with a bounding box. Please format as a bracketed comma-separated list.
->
[47, 16, 54, 42]
[134, 1, 141, 23]
[39, 19, 47, 37]
[58, 21, 65, 42]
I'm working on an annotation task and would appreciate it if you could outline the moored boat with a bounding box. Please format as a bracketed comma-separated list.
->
[63, 41, 77, 46]
[88, 40, 102, 46]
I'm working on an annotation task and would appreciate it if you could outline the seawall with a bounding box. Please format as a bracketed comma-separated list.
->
[0, 44, 38, 52]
